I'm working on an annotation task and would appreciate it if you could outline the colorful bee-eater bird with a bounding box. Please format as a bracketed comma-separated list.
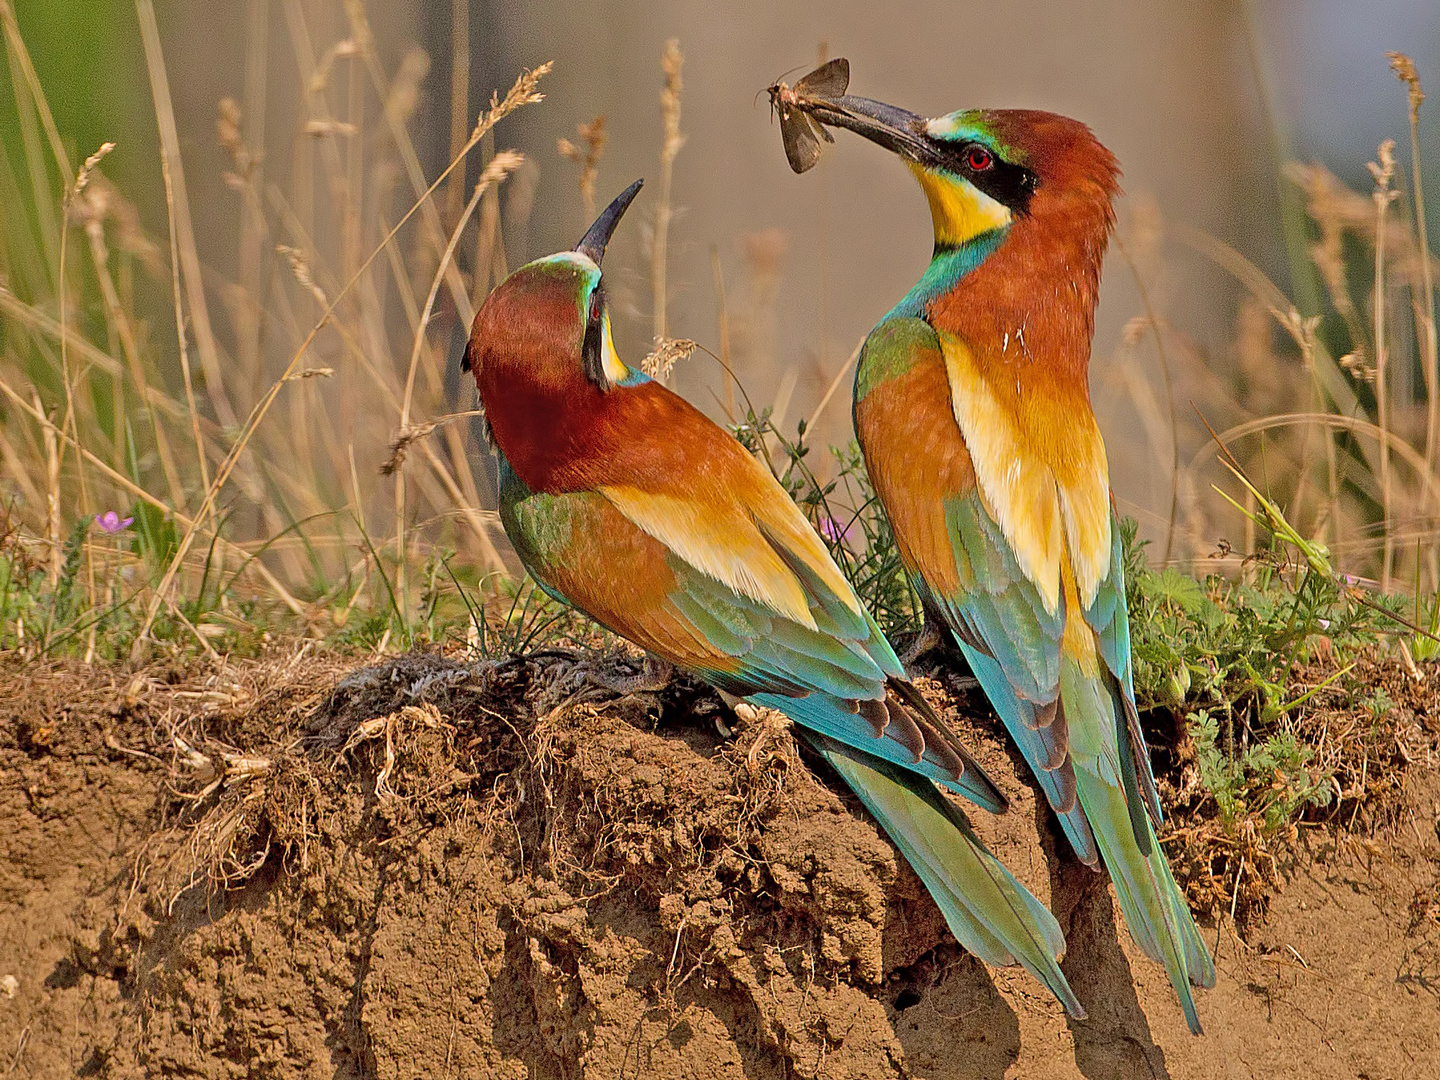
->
[466, 179, 1086, 1017]
[770, 60, 1215, 1033]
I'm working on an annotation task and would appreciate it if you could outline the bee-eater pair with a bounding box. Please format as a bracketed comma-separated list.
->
[466, 59, 1212, 1032]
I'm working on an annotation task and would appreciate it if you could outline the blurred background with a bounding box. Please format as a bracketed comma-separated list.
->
[1, 0, 1437, 645]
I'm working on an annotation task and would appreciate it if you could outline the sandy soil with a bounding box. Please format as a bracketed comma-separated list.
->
[1, 647, 1437, 1078]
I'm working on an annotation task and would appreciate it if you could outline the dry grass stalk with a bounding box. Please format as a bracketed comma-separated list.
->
[81, 173, 188, 515]
[557, 115, 607, 221]
[54, 153, 91, 548]
[443, 0, 470, 234]
[136, 0, 236, 429]
[158, 141, 214, 518]
[652, 39, 685, 345]
[1388, 53, 1439, 504]
[709, 246, 737, 421]
[40, 392, 59, 584]
[0, 375, 304, 612]
[1369, 139, 1399, 590]
[805, 336, 864, 433]
[1285, 162, 1372, 354]
[0, 0, 73, 180]
[129, 61, 549, 656]
[1114, 226, 1183, 565]
[394, 150, 523, 604]
[52, 137, 118, 567]
[71, 142, 114, 199]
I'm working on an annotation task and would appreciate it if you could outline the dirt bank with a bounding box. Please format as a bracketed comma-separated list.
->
[2, 647, 1437, 1078]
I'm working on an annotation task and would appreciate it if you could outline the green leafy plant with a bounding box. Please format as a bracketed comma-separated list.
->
[1124, 515, 1399, 720]
[1188, 707, 1332, 829]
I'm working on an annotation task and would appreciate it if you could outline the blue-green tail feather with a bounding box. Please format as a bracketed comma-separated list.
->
[1064, 658, 1215, 1035]
[804, 732, 1085, 1019]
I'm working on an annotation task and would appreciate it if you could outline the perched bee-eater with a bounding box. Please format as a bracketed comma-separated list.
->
[467, 179, 1086, 1016]
[771, 60, 1215, 1033]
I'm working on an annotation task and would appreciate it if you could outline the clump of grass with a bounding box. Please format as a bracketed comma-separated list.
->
[1124, 513, 1401, 728]
[1112, 53, 1438, 606]
[0, 12, 729, 666]
[0, 3, 567, 660]
[1124, 441, 1436, 928]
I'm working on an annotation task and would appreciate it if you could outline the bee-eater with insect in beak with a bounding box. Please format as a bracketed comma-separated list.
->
[466, 179, 1088, 1017]
[770, 60, 1215, 1033]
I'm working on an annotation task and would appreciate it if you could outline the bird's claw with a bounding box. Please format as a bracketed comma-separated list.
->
[899, 617, 945, 675]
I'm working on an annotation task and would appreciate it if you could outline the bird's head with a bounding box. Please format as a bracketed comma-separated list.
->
[465, 178, 643, 401]
[808, 93, 1119, 253]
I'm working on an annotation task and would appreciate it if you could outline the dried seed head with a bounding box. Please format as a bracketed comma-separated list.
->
[558, 114, 607, 219]
[641, 337, 698, 380]
[217, 98, 258, 181]
[472, 61, 553, 142]
[70, 141, 115, 201]
[303, 119, 358, 138]
[660, 39, 686, 166]
[379, 411, 484, 475]
[217, 98, 242, 154]
[1121, 315, 1151, 347]
[1387, 52, 1424, 113]
[276, 244, 329, 307]
[380, 421, 439, 476]
[1367, 139, 1397, 192]
[385, 48, 431, 128]
[1339, 351, 1376, 384]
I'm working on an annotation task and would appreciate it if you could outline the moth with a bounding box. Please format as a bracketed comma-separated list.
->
[766, 57, 850, 174]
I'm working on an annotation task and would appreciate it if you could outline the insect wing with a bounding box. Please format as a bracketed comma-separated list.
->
[779, 103, 826, 173]
[795, 57, 850, 99]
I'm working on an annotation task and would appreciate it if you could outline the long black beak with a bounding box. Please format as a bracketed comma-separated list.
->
[576, 179, 644, 263]
[807, 96, 943, 170]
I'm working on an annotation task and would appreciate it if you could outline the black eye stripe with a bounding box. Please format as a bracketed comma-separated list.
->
[935, 140, 1039, 216]
[581, 282, 611, 390]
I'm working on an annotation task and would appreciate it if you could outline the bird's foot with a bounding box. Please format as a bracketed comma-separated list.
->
[585, 655, 673, 695]
[899, 617, 945, 675]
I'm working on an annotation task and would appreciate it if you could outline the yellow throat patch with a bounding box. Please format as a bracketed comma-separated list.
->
[598, 312, 629, 385]
[907, 164, 1013, 248]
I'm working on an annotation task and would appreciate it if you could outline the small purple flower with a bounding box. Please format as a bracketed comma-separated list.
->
[818, 515, 851, 545]
[95, 511, 134, 534]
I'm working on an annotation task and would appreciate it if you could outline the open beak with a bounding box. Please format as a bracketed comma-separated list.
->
[807, 96, 942, 170]
[576, 178, 644, 264]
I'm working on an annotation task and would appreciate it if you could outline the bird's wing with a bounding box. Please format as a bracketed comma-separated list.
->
[1082, 513, 1163, 824]
[855, 316, 1213, 1027]
[498, 406, 1091, 1016]
[854, 316, 1095, 857]
[497, 447, 1002, 810]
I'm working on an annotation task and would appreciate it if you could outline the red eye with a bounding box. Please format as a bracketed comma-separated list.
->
[966, 145, 993, 171]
